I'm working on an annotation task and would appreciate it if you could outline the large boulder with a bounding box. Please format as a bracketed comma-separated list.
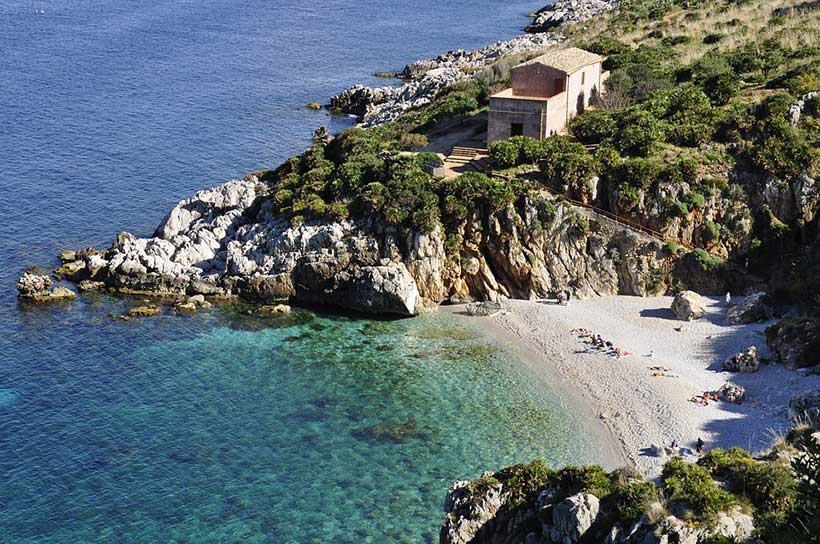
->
[547, 493, 600, 543]
[723, 346, 760, 373]
[766, 317, 820, 370]
[671, 291, 707, 321]
[789, 389, 820, 428]
[727, 292, 774, 324]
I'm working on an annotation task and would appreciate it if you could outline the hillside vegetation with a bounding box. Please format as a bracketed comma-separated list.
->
[263, 0, 819, 308]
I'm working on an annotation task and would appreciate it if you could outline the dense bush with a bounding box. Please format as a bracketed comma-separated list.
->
[662, 457, 736, 518]
[569, 110, 618, 143]
[608, 481, 660, 522]
[496, 460, 555, 508]
[555, 465, 613, 498]
[539, 140, 599, 192]
[489, 140, 521, 168]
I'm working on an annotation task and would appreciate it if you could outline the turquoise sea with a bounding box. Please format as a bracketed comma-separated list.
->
[0, 1, 606, 542]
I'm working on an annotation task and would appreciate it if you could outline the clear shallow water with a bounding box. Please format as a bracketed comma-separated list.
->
[0, 1, 603, 542]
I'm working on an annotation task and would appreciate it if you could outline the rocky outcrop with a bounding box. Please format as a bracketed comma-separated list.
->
[762, 174, 819, 225]
[440, 479, 505, 544]
[766, 317, 820, 370]
[723, 346, 760, 373]
[789, 91, 819, 126]
[38, 174, 673, 317]
[728, 292, 774, 324]
[527, 0, 620, 32]
[547, 493, 600, 543]
[788, 389, 820, 428]
[441, 467, 755, 544]
[671, 291, 707, 321]
[16, 271, 77, 303]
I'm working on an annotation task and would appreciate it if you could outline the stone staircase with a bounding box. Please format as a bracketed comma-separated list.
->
[444, 147, 489, 175]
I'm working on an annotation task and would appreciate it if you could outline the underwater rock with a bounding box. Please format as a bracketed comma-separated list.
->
[351, 421, 423, 443]
[128, 305, 161, 317]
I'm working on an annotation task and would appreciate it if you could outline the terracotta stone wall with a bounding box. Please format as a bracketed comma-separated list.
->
[511, 64, 566, 98]
[566, 61, 603, 120]
[545, 92, 568, 136]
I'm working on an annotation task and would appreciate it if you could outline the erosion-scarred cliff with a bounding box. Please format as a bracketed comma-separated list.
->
[42, 173, 670, 315]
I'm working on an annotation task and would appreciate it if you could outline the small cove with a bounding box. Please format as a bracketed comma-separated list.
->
[0, 0, 624, 541]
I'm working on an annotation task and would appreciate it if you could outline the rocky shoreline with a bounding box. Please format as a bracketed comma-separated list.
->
[18, 170, 673, 316]
[329, 0, 619, 126]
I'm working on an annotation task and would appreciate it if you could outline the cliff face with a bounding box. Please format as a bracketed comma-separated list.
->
[49, 174, 671, 315]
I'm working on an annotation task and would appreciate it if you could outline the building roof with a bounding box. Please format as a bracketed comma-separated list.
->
[489, 88, 552, 101]
[519, 47, 603, 74]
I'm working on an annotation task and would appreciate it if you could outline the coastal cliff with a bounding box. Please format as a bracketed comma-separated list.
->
[43, 170, 670, 315]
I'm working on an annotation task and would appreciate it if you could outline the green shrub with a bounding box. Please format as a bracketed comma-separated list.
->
[665, 240, 684, 254]
[570, 111, 618, 143]
[540, 142, 599, 192]
[662, 457, 736, 519]
[691, 248, 726, 272]
[496, 460, 556, 508]
[609, 481, 660, 522]
[669, 200, 689, 217]
[683, 191, 706, 209]
[699, 448, 798, 527]
[661, 35, 693, 46]
[556, 465, 612, 498]
[704, 33, 723, 44]
[415, 152, 443, 169]
[489, 140, 521, 168]
[509, 135, 546, 163]
[616, 157, 663, 189]
[616, 108, 662, 156]
[703, 72, 740, 105]
[703, 219, 720, 241]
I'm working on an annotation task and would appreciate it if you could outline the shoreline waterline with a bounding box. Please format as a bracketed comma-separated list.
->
[446, 305, 631, 472]
[446, 296, 820, 477]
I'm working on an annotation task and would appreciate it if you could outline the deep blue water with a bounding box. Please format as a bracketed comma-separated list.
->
[0, 1, 605, 542]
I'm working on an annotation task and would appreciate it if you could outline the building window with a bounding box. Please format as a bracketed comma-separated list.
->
[554, 78, 565, 93]
[510, 123, 524, 136]
[581, 71, 586, 85]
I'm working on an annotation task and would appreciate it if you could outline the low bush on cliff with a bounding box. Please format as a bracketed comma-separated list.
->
[269, 128, 532, 234]
[662, 457, 737, 519]
[458, 432, 820, 541]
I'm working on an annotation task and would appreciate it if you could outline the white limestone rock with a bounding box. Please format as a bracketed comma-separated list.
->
[671, 290, 707, 321]
[548, 492, 600, 543]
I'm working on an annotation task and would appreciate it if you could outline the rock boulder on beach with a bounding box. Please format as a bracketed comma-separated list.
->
[766, 317, 820, 370]
[548, 492, 601, 543]
[727, 292, 773, 324]
[723, 346, 760, 373]
[789, 389, 820, 428]
[671, 290, 707, 321]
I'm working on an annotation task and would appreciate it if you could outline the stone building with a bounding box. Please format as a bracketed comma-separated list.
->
[487, 47, 608, 145]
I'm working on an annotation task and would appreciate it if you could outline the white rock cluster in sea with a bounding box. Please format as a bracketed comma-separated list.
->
[527, 0, 620, 32]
